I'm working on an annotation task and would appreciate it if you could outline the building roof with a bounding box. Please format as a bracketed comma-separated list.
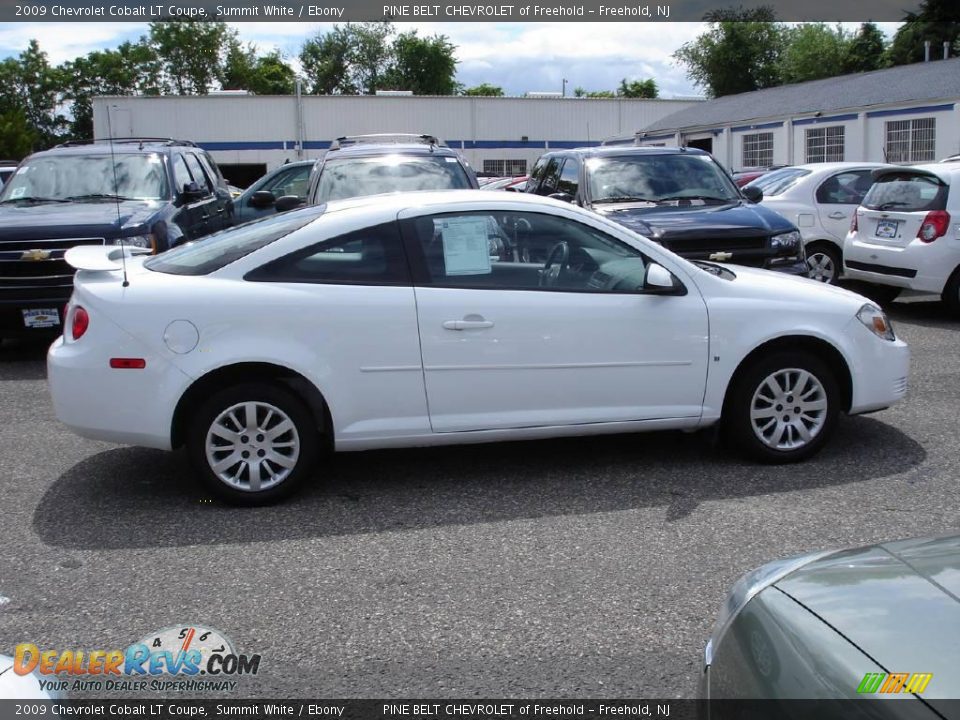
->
[644, 57, 960, 134]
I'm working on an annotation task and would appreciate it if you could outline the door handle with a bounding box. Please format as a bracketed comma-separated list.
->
[828, 212, 846, 220]
[442, 318, 494, 331]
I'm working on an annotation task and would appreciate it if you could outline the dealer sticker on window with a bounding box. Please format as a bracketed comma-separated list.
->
[876, 219, 899, 239]
[22, 308, 60, 328]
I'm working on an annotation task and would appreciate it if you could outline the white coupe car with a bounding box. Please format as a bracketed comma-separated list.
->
[747, 162, 891, 284]
[48, 191, 910, 504]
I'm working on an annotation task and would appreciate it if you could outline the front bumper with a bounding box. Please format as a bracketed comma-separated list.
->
[0, 295, 71, 337]
[846, 319, 910, 414]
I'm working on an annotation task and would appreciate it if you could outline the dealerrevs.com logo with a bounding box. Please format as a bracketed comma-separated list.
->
[11, 625, 261, 694]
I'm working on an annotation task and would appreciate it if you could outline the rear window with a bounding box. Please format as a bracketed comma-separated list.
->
[145, 206, 326, 276]
[746, 168, 810, 196]
[862, 173, 948, 212]
[314, 154, 472, 202]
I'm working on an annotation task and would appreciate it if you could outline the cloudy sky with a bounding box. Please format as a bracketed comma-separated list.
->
[0, 21, 901, 99]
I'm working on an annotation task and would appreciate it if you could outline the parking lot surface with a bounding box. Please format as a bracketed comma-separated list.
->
[0, 298, 958, 698]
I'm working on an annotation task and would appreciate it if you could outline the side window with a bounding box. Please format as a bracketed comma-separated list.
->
[405, 210, 657, 294]
[172, 155, 193, 195]
[536, 158, 562, 195]
[557, 158, 580, 196]
[815, 170, 875, 205]
[183, 153, 213, 195]
[197, 152, 224, 189]
[262, 165, 311, 199]
[246, 222, 409, 285]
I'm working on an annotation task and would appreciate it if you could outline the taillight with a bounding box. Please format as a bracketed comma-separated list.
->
[71, 306, 89, 340]
[850, 212, 858, 233]
[918, 210, 950, 243]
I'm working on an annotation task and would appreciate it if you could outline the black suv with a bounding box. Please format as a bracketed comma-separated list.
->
[526, 147, 806, 274]
[0, 138, 233, 338]
[287, 134, 478, 210]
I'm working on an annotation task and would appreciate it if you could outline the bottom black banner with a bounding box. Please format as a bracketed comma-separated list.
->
[0, 700, 957, 720]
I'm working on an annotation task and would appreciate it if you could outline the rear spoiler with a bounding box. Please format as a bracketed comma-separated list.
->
[871, 166, 945, 182]
[65, 245, 152, 272]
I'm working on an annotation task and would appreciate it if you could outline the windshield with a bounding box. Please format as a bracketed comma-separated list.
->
[315, 154, 472, 202]
[586, 153, 740, 204]
[0, 153, 169, 202]
[746, 167, 810, 196]
[145, 206, 326, 276]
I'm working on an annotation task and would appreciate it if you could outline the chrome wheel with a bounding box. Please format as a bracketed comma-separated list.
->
[807, 251, 836, 283]
[749, 368, 828, 451]
[204, 401, 300, 492]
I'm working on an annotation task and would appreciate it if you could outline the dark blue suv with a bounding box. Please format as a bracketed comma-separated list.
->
[0, 138, 233, 339]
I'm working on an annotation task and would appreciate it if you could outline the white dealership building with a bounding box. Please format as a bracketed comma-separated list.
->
[91, 93, 699, 186]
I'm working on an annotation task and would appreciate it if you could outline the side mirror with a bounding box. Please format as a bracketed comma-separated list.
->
[249, 190, 276, 208]
[742, 185, 763, 203]
[642, 263, 684, 295]
[180, 181, 206, 202]
[548, 192, 574, 203]
[275, 195, 305, 213]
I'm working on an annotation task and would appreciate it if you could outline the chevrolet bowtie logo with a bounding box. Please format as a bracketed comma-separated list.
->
[21, 249, 51, 261]
[709, 251, 733, 261]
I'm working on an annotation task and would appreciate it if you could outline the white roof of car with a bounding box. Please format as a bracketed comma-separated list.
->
[791, 162, 891, 174]
[323, 189, 561, 215]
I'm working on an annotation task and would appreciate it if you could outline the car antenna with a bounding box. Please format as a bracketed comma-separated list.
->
[105, 105, 130, 288]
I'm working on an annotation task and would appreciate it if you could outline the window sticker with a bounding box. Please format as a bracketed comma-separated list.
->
[439, 216, 492, 276]
[10, 186, 26, 198]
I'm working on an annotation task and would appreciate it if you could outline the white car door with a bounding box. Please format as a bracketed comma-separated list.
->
[400, 207, 710, 433]
[815, 169, 876, 243]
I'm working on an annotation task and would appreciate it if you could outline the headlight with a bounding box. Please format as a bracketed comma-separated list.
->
[857, 303, 896, 341]
[113, 234, 156, 253]
[770, 230, 801, 252]
[705, 550, 830, 667]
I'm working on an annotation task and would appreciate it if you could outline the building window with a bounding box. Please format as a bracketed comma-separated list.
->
[742, 132, 773, 168]
[885, 118, 936, 163]
[805, 126, 845, 163]
[483, 159, 527, 176]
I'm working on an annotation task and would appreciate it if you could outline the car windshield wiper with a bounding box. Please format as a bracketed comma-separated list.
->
[657, 195, 734, 204]
[874, 201, 913, 210]
[64, 193, 134, 201]
[593, 196, 656, 204]
[0, 196, 70, 204]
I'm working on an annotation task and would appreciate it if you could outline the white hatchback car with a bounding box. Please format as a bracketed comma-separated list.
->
[48, 191, 910, 504]
[748, 162, 891, 284]
[844, 164, 960, 313]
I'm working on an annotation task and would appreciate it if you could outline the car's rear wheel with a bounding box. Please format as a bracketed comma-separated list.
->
[724, 352, 839, 463]
[805, 242, 840, 284]
[187, 382, 319, 505]
[940, 267, 960, 317]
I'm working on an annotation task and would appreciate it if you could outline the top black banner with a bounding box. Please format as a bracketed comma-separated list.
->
[0, 0, 928, 22]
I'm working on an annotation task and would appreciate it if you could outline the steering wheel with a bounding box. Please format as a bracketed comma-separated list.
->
[540, 241, 570, 287]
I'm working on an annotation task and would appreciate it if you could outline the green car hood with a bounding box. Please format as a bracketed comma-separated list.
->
[775, 535, 960, 700]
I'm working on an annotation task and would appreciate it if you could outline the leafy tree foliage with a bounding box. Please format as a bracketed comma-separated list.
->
[886, 0, 960, 66]
[779, 24, 850, 84]
[0, 40, 65, 149]
[841, 22, 887, 74]
[384, 31, 458, 95]
[148, 20, 230, 94]
[618, 78, 658, 98]
[463, 83, 504, 96]
[674, 7, 785, 97]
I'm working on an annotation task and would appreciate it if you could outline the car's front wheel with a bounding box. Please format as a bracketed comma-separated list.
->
[724, 352, 839, 463]
[187, 382, 319, 505]
[805, 242, 841, 284]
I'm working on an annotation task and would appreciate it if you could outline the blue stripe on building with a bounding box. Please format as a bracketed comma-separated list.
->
[865, 103, 955, 118]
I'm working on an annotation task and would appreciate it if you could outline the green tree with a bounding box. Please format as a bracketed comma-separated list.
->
[674, 6, 784, 97]
[61, 40, 163, 139]
[222, 38, 295, 94]
[779, 23, 850, 84]
[0, 40, 66, 149]
[148, 20, 230, 94]
[462, 83, 504, 96]
[301, 22, 394, 94]
[0, 107, 35, 159]
[383, 31, 458, 95]
[586, 90, 616, 98]
[841, 22, 888, 74]
[886, 0, 960, 66]
[617, 78, 658, 98]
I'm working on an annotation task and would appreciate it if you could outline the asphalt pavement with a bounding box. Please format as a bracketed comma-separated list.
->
[0, 298, 957, 699]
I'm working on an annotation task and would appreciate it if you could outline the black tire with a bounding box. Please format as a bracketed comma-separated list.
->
[805, 242, 841, 285]
[723, 351, 840, 464]
[187, 381, 320, 505]
[940, 268, 960, 317]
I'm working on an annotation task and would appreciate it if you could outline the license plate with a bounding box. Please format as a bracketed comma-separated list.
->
[876, 219, 899, 239]
[22, 308, 60, 329]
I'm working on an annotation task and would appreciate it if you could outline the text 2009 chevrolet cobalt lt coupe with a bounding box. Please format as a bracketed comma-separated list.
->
[48, 191, 909, 504]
